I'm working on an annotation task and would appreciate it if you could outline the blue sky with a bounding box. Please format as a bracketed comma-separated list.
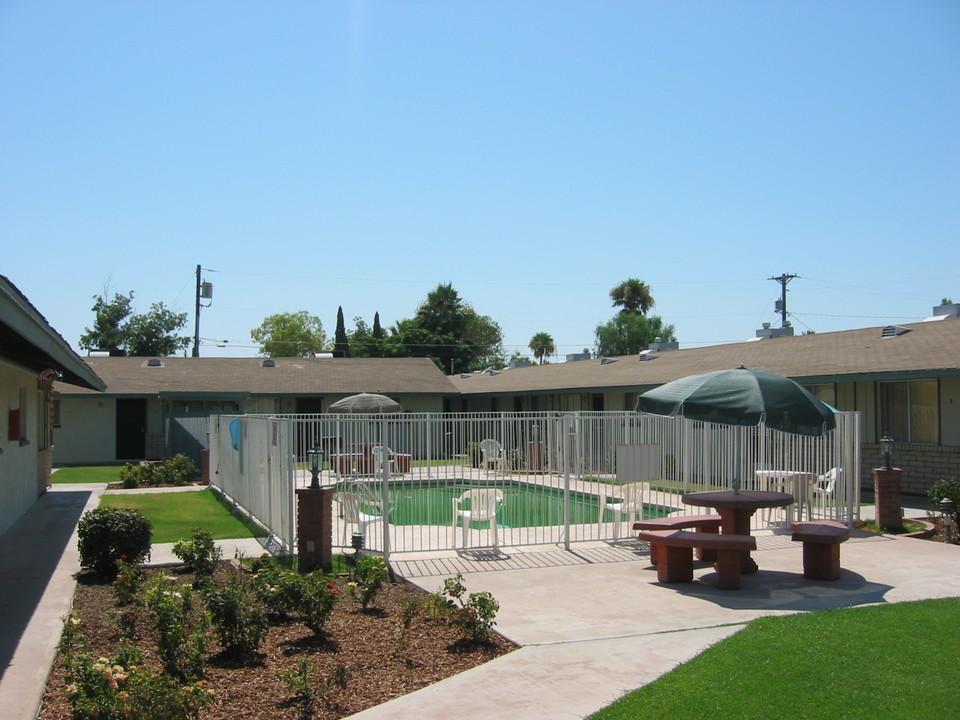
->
[3, 2, 958, 360]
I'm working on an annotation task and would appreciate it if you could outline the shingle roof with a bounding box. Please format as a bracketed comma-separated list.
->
[57, 356, 459, 398]
[0, 275, 106, 391]
[452, 319, 960, 396]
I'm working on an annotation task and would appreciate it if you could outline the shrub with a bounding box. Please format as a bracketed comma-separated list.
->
[299, 571, 341, 636]
[252, 567, 307, 620]
[143, 575, 208, 681]
[204, 573, 268, 663]
[119, 462, 149, 489]
[113, 557, 145, 605]
[929, 478, 960, 524]
[438, 573, 500, 643]
[156, 454, 198, 486]
[77, 507, 153, 576]
[347, 555, 390, 610]
[173, 528, 222, 583]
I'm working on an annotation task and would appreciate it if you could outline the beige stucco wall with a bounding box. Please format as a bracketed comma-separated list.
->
[53, 395, 115, 465]
[0, 361, 43, 536]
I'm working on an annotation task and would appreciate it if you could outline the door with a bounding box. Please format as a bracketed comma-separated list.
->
[116, 398, 146, 460]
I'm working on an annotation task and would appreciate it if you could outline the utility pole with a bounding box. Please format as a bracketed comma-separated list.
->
[193, 265, 213, 357]
[769, 273, 798, 328]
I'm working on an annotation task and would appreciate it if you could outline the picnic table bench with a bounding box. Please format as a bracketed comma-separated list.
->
[636, 528, 757, 590]
[633, 514, 723, 563]
[791, 520, 850, 580]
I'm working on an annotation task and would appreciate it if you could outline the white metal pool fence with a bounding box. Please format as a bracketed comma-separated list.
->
[208, 411, 860, 560]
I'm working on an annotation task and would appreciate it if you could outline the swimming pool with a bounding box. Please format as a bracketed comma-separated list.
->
[351, 480, 671, 529]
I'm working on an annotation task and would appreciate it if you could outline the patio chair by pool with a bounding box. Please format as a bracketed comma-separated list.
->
[600, 482, 645, 538]
[812, 467, 842, 515]
[452, 488, 504, 547]
[479, 439, 506, 473]
[370, 446, 396, 473]
[337, 491, 382, 546]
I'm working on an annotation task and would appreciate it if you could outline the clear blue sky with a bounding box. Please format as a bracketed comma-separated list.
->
[3, 2, 958, 360]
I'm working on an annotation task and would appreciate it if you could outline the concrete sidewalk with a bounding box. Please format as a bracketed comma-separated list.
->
[1, 485, 954, 720]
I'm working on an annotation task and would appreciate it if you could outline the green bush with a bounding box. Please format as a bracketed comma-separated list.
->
[438, 573, 500, 643]
[929, 478, 960, 524]
[173, 528, 222, 582]
[142, 575, 208, 681]
[347, 555, 390, 610]
[252, 567, 307, 620]
[77, 507, 153, 576]
[156, 454, 198, 486]
[299, 572, 342, 636]
[204, 574, 268, 662]
[119, 462, 153, 489]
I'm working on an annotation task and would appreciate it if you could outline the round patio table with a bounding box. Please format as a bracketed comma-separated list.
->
[681, 490, 793, 573]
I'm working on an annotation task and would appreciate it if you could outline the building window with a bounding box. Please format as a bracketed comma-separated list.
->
[878, 379, 938, 444]
[805, 383, 836, 408]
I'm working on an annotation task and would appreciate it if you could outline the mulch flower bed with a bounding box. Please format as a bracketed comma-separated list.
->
[37, 563, 516, 720]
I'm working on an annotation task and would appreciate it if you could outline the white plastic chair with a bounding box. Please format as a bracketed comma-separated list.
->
[599, 482, 645, 538]
[812, 467, 842, 516]
[370, 445, 396, 473]
[479, 439, 506, 473]
[337, 491, 382, 546]
[452, 488, 504, 547]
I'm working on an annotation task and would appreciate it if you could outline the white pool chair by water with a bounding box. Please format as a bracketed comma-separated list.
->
[337, 491, 382, 546]
[370, 445, 396, 473]
[812, 467, 842, 515]
[600, 482, 645, 538]
[452, 488, 504, 547]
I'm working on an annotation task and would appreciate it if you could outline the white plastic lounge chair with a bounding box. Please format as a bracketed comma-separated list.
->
[479, 439, 506, 473]
[337, 491, 381, 546]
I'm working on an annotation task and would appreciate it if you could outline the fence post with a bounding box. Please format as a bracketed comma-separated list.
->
[296, 487, 334, 571]
[873, 466, 903, 531]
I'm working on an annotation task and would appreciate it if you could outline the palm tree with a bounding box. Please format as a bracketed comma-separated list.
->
[610, 278, 655, 315]
[529, 332, 556, 365]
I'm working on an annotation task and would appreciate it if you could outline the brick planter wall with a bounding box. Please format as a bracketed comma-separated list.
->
[873, 467, 903, 531]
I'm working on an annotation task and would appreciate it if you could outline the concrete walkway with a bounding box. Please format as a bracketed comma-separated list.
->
[1, 486, 954, 720]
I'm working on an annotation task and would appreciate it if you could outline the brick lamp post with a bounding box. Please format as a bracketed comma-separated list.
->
[873, 434, 902, 532]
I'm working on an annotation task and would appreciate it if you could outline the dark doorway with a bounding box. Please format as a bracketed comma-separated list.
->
[116, 399, 146, 460]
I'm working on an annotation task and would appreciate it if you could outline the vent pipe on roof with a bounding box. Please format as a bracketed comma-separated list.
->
[881, 325, 911, 338]
[146, 358, 162, 367]
[261, 359, 276, 367]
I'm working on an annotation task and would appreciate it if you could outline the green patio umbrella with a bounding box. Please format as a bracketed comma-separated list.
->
[636, 365, 836, 437]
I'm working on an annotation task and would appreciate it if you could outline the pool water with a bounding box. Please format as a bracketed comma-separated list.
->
[361, 481, 670, 528]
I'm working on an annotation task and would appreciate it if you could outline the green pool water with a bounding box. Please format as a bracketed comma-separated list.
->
[354, 481, 670, 528]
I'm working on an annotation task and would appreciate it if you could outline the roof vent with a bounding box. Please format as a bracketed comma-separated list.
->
[638, 350, 659, 361]
[600, 357, 618, 365]
[261, 359, 276, 367]
[881, 325, 911, 338]
[146, 358, 163, 367]
[460, 373, 472, 379]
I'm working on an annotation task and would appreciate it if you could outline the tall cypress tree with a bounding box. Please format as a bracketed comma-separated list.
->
[334, 306, 350, 357]
[372, 312, 385, 339]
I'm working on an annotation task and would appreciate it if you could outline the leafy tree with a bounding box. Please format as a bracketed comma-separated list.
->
[334, 306, 350, 357]
[79, 289, 134, 354]
[610, 278, 655, 315]
[80, 287, 189, 356]
[349, 316, 390, 358]
[391, 283, 503, 374]
[594, 312, 675, 357]
[372, 312, 385, 339]
[125, 302, 190, 356]
[251, 311, 327, 357]
[528, 332, 556, 364]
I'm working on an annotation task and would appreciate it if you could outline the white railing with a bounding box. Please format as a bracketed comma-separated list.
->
[210, 411, 860, 561]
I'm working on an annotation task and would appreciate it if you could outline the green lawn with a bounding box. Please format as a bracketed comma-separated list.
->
[101, 489, 265, 544]
[52, 466, 124, 484]
[588, 597, 960, 720]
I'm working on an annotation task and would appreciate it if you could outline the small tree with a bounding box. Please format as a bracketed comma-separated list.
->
[125, 302, 190, 356]
[79, 289, 133, 354]
[334, 306, 351, 357]
[251, 311, 327, 357]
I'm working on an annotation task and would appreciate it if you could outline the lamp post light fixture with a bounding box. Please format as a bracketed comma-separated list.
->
[941, 498, 956, 544]
[880, 433, 894, 470]
[307, 446, 323, 489]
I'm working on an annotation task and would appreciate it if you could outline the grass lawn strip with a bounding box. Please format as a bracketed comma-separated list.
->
[588, 597, 960, 719]
[51, 466, 123, 484]
[101, 489, 261, 543]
